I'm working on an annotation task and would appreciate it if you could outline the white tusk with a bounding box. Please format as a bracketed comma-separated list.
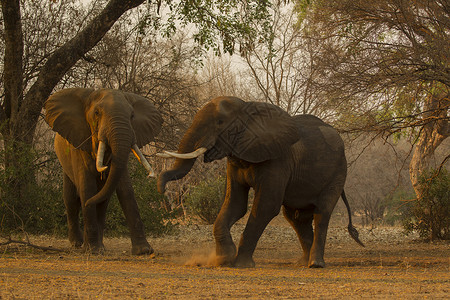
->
[156, 152, 173, 158]
[156, 147, 207, 159]
[132, 144, 155, 178]
[96, 141, 109, 173]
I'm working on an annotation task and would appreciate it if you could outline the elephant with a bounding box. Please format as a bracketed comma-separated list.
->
[45, 88, 163, 255]
[157, 96, 364, 268]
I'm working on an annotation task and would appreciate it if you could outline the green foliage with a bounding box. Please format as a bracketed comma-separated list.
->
[139, 0, 272, 56]
[185, 176, 226, 224]
[104, 160, 177, 237]
[0, 141, 66, 236]
[383, 189, 416, 226]
[402, 169, 450, 240]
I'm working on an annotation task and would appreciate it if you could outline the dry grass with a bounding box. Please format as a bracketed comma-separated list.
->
[1, 215, 449, 299]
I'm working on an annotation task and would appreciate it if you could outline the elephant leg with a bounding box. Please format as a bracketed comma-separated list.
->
[63, 174, 83, 248]
[79, 178, 103, 253]
[96, 199, 109, 250]
[234, 188, 283, 268]
[213, 176, 249, 265]
[95, 179, 110, 250]
[309, 189, 340, 268]
[282, 206, 314, 266]
[308, 212, 332, 268]
[116, 170, 153, 255]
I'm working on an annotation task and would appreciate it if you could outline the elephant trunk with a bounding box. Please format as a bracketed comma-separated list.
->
[85, 130, 132, 207]
[157, 129, 206, 194]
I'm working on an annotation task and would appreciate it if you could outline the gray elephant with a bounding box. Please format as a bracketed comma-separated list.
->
[158, 96, 363, 268]
[45, 88, 162, 255]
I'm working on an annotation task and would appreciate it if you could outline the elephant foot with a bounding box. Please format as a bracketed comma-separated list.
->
[233, 255, 255, 268]
[215, 243, 237, 266]
[69, 233, 83, 248]
[298, 254, 310, 267]
[132, 241, 154, 255]
[70, 239, 83, 249]
[212, 255, 234, 267]
[83, 243, 105, 255]
[308, 259, 325, 268]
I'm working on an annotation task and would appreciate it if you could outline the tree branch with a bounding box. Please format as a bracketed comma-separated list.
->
[13, 0, 146, 142]
[0, 237, 64, 252]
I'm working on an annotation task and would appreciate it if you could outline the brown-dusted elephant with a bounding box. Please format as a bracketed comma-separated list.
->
[158, 96, 363, 268]
[45, 88, 162, 255]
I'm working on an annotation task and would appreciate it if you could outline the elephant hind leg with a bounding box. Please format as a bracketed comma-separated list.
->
[282, 206, 314, 266]
[63, 174, 83, 248]
[309, 189, 340, 268]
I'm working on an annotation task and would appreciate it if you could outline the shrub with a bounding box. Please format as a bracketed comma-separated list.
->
[185, 176, 225, 224]
[0, 144, 66, 236]
[402, 168, 450, 240]
[383, 189, 416, 226]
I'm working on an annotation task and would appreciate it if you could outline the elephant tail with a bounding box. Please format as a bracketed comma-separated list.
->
[342, 191, 365, 247]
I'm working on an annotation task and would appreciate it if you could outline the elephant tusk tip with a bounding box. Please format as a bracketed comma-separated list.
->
[147, 171, 156, 178]
[97, 166, 108, 173]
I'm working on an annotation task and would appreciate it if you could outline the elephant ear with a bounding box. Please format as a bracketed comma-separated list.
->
[124, 92, 163, 148]
[227, 101, 300, 163]
[44, 88, 94, 152]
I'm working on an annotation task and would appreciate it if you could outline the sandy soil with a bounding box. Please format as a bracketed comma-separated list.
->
[1, 216, 449, 299]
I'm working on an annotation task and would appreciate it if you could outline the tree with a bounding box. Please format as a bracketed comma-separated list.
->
[240, 1, 333, 116]
[299, 0, 449, 198]
[0, 0, 272, 205]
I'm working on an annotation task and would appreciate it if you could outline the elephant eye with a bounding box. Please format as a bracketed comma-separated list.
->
[94, 109, 100, 117]
[130, 112, 135, 120]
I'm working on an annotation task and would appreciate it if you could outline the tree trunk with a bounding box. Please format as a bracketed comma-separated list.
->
[409, 91, 449, 198]
[0, 0, 23, 131]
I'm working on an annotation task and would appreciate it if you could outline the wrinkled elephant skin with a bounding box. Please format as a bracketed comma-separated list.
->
[158, 96, 363, 267]
[45, 88, 162, 255]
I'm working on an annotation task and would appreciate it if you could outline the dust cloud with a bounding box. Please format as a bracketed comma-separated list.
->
[184, 249, 227, 267]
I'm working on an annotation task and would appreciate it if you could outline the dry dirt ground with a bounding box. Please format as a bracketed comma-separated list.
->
[1, 215, 449, 299]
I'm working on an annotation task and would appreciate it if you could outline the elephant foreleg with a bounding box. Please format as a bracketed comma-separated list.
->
[213, 177, 249, 266]
[80, 178, 103, 253]
[63, 174, 83, 248]
[282, 206, 314, 266]
[96, 199, 109, 249]
[234, 188, 283, 268]
[95, 178, 110, 249]
[116, 170, 153, 255]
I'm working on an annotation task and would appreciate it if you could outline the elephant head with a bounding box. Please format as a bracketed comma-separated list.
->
[157, 96, 300, 193]
[45, 88, 162, 206]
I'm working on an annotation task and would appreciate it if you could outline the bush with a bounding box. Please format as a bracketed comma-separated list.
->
[402, 168, 450, 240]
[0, 143, 66, 236]
[383, 189, 416, 226]
[185, 176, 225, 224]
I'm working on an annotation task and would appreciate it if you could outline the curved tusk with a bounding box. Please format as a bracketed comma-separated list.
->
[96, 141, 109, 173]
[157, 147, 207, 159]
[156, 152, 173, 158]
[132, 144, 155, 178]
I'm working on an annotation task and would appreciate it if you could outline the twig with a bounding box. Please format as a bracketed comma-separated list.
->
[0, 237, 64, 252]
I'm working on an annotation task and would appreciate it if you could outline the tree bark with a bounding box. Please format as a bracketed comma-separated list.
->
[0, 0, 23, 131]
[409, 91, 449, 198]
